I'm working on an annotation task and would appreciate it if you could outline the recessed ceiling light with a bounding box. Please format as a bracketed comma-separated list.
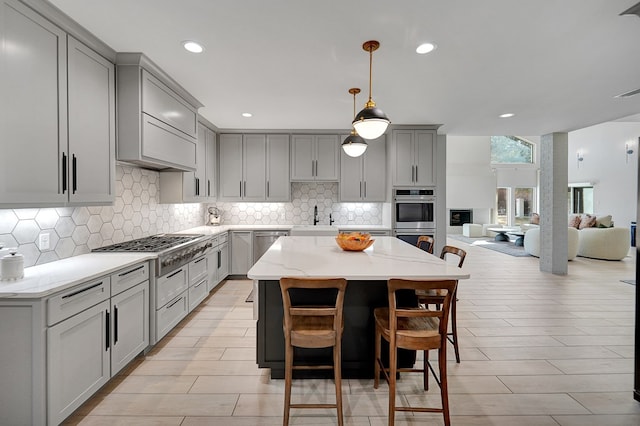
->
[242, 112, 252, 118]
[499, 113, 515, 118]
[416, 43, 436, 54]
[182, 41, 204, 53]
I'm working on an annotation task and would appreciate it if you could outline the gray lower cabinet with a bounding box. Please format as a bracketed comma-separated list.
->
[219, 235, 230, 280]
[207, 232, 229, 291]
[0, 261, 150, 425]
[231, 231, 253, 275]
[0, 0, 114, 207]
[339, 134, 386, 201]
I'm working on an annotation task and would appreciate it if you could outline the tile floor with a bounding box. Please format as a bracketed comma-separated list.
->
[64, 239, 640, 425]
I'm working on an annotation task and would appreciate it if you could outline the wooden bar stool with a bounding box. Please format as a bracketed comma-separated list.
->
[417, 246, 466, 363]
[279, 277, 347, 426]
[374, 279, 458, 426]
[416, 235, 435, 254]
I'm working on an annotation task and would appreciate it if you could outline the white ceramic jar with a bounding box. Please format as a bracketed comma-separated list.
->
[1, 250, 24, 281]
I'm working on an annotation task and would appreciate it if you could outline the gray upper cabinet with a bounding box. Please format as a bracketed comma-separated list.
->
[219, 134, 266, 201]
[0, 0, 114, 207]
[392, 129, 436, 187]
[116, 53, 202, 172]
[290, 134, 339, 181]
[340, 135, 386, 202]
[266, 135, 290, 201]
[159, 120, 216, 203]
[67, 36, 115, 204]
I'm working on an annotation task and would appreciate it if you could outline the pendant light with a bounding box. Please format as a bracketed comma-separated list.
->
[353, 40, 390, 140]
[342, 88, 368, 157]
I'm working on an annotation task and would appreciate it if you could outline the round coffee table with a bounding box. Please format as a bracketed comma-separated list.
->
[486, 227, 520, 242]
[507, 230, 526, 246]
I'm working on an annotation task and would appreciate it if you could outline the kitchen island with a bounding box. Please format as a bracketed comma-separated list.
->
[247, 236, 469, 379]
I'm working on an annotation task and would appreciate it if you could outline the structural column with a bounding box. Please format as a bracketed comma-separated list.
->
[539, 132, 568, 274]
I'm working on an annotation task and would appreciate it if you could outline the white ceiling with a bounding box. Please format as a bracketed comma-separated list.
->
[49, 0, 640, 136]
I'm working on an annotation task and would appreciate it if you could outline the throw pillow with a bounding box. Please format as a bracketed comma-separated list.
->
[530, 213, 540, 225]
[595, 214, 613, 228]
[568, 214, 582, 228]
[579, 214, 597, 229]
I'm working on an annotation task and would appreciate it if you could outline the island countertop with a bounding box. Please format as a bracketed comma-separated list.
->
[247, 236, 469, 281]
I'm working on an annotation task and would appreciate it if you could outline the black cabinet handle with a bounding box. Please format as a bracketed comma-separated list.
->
[195, 178, 199, 196]
[62, 153, 67, 193]
[114, 306, 118, 344]
[208, 180, 211, 196]
[105, 310, 110, 351]
[218, 250, 221, 269]
[72, 154, 77, 194]
[118, 265, 145, 277]
[239, 181, 242, 197]
[62, 281, 104, 299]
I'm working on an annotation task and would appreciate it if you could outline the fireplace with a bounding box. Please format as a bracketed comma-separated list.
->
[450, 209, 473, 227]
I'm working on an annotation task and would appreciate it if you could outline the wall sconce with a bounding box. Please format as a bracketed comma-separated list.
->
[577, 151, 584, 168]
[626, 143, 634, 163]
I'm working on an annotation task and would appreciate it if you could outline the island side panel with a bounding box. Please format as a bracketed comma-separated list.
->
[256, 279, 416, 379]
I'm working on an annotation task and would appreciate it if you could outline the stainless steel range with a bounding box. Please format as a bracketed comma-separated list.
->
[93, 234, 212, 276]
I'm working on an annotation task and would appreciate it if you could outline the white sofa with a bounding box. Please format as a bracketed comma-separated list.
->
[523, 227, 579, 260]
[576, 227, 631, 260]
[523, 226, 630, 261]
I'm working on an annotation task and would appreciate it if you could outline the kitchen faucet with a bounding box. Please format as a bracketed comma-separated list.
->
[313, 205, 319, 225]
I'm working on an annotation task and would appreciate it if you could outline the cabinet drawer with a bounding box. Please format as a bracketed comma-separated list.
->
[111, 263, 149, 296]
[48, 277, 111, 326]
[209, 235, 219, 247]
[188, 279, 208, 311]
[141, 70, 197, 138]
[189, 256, 207, 286]
[141, 114, 197, 171]
[217, 232, 228, 244]
[156, 292, 188, 341]
[156, 267, 188, 308]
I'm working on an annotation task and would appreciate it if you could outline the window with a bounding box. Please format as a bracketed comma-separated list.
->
[568, 185, 593, 214]
[491, 136, 534, 164]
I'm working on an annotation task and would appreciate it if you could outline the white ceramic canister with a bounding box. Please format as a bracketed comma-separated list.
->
[1, 250, 24, 281]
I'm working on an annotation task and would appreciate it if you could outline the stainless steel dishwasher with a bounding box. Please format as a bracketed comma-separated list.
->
[253, 231, 289, 263]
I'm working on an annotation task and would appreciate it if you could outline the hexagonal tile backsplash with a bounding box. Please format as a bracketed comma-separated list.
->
[0, 165, 383, 267]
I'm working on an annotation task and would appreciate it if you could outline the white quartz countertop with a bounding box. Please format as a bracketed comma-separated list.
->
[247, 236, 469, 281]
[181, 224, 391, 236]
[0, 253, 156, 298]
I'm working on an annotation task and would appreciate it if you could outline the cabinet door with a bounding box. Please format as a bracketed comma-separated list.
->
[392, 130, 415, 186]
[363, 135, 387, 201]
[206, 248, 218, 292]
[48, 300, 110, 425]
[243, 134, 266, 201]
[218, 134, 243, 200]
[231, 231, 252, 275]
[182, 122, 206, 200]
[219, 241, 229, 281]
[290, 135, 314, 180]
[339, 145, 364, 201]
[205, 128, 217, 199]
[68, 36, 115, 204]
[0, 0, 67, 205]
[266, 134, 290, 201]
[315, 135, 339, 181]
[111, 281, 149, 375]
[414, 130, 435, 186]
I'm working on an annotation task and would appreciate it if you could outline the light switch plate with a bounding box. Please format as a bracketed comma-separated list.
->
[39, 233, 50, 250]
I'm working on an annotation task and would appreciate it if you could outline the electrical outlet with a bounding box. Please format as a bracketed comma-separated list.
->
[38, 233, 50, 250]
[348, 212, 354, 221]
[255, 212, 262, 220]
[280, 212, 286, 221]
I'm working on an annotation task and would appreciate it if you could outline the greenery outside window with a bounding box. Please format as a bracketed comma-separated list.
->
[491, 136, 534, 164]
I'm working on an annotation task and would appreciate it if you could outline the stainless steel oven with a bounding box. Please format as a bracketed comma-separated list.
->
[393, 188, 436, 229]
[393, 229, 435, 247]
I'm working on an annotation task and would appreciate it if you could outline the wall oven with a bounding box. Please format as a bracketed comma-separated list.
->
[393, 188, 436, 229]
[393, 188, 436, 248]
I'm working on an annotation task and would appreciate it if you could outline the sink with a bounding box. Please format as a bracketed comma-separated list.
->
[289, 225, 339, 236]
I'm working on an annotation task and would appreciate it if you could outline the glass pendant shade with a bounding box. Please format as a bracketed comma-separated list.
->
[352, 105, 390, 140]
[342, 131, 368, 157]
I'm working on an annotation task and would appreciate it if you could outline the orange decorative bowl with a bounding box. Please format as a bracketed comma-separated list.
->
[335, 232, 374, 251]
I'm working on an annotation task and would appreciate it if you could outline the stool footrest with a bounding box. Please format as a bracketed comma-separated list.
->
[292, 364, 334, 370]
[291, 403, 338, 409]
[396, 406, 443, 413]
